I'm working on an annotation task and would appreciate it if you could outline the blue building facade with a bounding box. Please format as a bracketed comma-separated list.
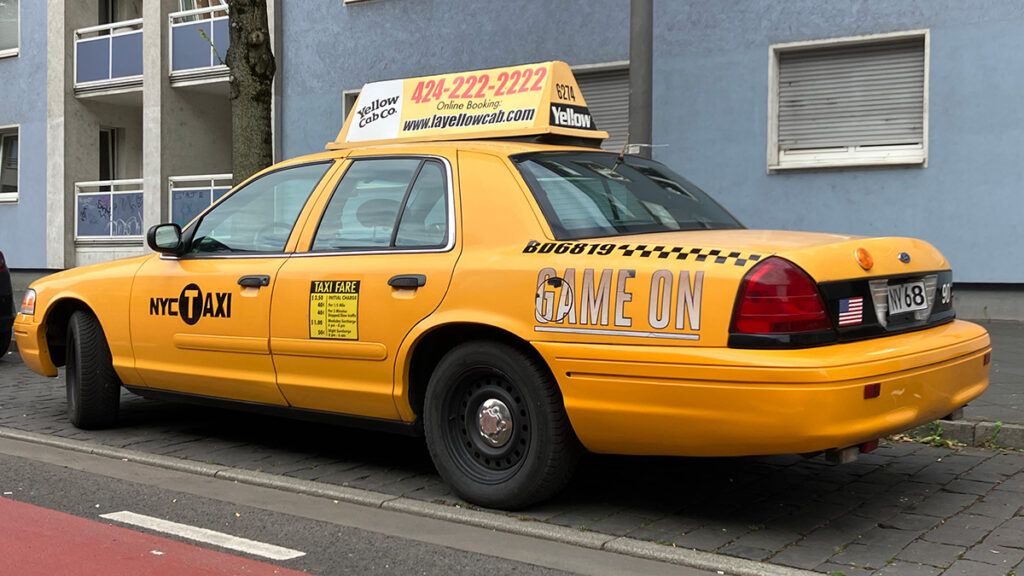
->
[281, 0, 1024, 288]
[0, 1, 48, 269]
[652, 1, 1024, 284]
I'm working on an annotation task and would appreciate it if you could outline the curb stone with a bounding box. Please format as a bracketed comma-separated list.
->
[0, 426, 819, 576]
[908, 420, 1024, 450]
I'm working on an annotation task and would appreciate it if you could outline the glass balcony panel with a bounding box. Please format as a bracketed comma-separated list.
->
[111, 192, 144, 236]
[110, 31, 143, 79]
[172, 23, 215, 70]
[170, 11, 229, 74]
[78, 194, 113, 237]
[213, 17, 229, 55]
[76, 180, 144, 239]
[171, 188, 213, 226]
[169, 175, 233, 227]
[76, 38, 112, 84]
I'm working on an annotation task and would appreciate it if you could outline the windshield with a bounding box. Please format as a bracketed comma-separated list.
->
[512, 151, 743, 240]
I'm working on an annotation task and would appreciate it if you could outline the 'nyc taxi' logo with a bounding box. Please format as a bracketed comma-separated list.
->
[149, 283, 232, 325]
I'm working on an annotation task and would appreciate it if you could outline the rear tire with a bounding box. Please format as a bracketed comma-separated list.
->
[424, 341, 581, 509]
[66, 310, 120, 429]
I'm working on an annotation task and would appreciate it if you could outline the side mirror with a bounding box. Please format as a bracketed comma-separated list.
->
[147, 223, 184, 256]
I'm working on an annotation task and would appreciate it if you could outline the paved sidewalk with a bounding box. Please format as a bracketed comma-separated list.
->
[1, 321, 1022, 576]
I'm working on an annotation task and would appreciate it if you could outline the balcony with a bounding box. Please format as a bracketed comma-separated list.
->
[169, 174, 232, 226]
[75, 179, 144, 242]
[170, 6, 230, 86]
[74, 19, 144, 97]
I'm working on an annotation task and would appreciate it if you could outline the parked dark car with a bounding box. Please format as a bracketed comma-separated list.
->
[0, 250, 13, 356]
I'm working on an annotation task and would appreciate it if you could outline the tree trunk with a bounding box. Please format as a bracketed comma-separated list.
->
[225, 0, 275, 187]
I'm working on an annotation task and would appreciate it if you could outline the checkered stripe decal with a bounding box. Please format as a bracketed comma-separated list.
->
[615, 244, 762, 267]
[522, 240, 763, 267]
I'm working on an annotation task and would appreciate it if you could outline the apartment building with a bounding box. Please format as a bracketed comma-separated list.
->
[0, 0, 279, 278]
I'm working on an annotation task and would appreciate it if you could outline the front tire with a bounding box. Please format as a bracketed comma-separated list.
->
[66, 310, 121, 429]
[424, 341, 581, 509]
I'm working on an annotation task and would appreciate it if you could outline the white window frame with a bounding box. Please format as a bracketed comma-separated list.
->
[342, 89, 360, 124]
[0, 0, 19, 58]
[0, 125, 19, 203]
[767, 29, 929, 172]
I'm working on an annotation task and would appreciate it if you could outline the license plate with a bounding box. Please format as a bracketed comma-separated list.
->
[888, 281, 928, 315]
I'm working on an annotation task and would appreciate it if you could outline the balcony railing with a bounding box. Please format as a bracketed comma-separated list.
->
[74, 19, 144, 94]
[169, 174, 232, 226]
[75, 180, 144, 241]
[169, 6, 230, 84]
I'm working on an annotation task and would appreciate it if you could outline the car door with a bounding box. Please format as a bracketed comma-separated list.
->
[129, 160, 339, 404]
[269, 154, 460, 420]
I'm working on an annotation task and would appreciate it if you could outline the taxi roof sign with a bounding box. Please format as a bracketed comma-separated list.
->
[330, 61, 609, 149]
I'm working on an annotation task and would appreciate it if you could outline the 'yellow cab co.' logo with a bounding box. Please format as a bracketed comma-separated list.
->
[149, 283, 232, 325]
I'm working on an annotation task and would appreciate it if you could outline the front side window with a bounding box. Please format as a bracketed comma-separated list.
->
[0, 127, 18, 201]
[513, 151, 742, 241]
[311, 157, 449, 251]
[189, 162, 331, 254]
[0, 0, 18, 56]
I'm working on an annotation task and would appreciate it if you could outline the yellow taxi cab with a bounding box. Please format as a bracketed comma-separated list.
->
[14, 62, 990, 509]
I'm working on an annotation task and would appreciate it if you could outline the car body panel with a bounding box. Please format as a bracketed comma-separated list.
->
[534, 319, 988, 454]
[269, 152, 462, 420]
[14, 255, 150, 380]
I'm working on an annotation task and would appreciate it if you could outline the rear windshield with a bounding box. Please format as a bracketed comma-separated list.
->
[512, 151, 743, 240]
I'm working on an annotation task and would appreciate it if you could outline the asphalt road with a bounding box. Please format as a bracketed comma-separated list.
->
[0, 436, 719, 576]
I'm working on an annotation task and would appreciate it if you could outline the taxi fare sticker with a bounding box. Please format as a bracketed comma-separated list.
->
[335, 61, 608, 146]
[309, 280, 360, 340]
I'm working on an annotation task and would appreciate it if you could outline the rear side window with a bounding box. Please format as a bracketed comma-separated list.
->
[512, 151, 742, 240]
[311, 158, 449, 251]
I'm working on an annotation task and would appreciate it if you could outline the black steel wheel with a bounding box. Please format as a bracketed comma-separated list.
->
[66, 310, 120, 429]
[424, 341, 581, 509]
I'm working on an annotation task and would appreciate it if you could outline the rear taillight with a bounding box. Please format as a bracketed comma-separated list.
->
[730, 257, 833, 336]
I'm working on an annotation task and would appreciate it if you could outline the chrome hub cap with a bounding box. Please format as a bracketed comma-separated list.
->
[477, 398, 513, 447]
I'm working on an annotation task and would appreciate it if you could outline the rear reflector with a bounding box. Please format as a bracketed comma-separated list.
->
[983, 352, 992, 366]
[864, 383, 881, 399]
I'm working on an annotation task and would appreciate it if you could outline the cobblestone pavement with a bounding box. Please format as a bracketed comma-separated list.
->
[1, 350, 1022, 576]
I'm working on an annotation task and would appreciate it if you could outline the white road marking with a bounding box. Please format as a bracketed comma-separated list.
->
[100, 510, 306, 561]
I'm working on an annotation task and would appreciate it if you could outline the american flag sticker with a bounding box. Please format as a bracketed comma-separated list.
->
[838, 297, 864, 326]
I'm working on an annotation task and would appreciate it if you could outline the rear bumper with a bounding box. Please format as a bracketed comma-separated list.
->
[535, 320, 991, 456]
[13, 314, 58, 376]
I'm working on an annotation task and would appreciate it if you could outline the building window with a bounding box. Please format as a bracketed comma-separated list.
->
[768, 30, 928, 171]
[0, 0, 18, 57]
[0, 127, 17, 202]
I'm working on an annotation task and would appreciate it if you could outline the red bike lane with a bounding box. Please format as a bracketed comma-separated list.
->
[0, 497, 310, 576]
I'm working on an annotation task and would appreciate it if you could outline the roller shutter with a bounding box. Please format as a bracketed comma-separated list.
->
[778, 37, 925, 151]
[577, 67, 630, 152]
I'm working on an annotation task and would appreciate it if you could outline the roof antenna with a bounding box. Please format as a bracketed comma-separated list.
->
[611, 132, 630, 173]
